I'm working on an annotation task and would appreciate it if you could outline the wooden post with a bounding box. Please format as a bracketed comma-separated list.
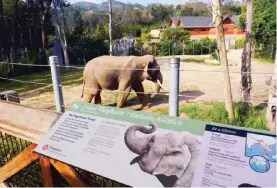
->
[241, 0, 253, 107]
[212, 0, 235, 120]
[39, 156, 53, 187]
[50, 159, 87, 187]
[0, 144, 39, 183]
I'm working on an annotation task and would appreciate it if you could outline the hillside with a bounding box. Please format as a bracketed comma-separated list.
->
[71, 0, 143, 11]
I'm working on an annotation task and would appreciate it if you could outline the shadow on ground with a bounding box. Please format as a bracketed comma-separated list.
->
[106, 90, 205, 111]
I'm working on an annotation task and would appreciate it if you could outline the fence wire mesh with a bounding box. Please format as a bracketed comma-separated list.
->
[0, 131, 128, 187]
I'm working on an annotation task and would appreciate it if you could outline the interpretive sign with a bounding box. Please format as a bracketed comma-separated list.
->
[191, 124, 276, 187]
[35, 102, 276, 187]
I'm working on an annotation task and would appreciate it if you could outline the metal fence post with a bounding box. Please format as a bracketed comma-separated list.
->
[49, 56, 65, 113]
[169, 58, 180, 117]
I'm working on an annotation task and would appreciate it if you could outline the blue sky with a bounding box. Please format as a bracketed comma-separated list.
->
[67, 0, 189, 6]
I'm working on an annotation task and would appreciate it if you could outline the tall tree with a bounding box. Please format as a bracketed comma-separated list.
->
[53, 0, 70, 66]
[38, 0, 52, 50]
[0, 0, 5, 52]
[241, 0, 252, 107]
[212, 0, 235, 120]
[108, 0, 127, 55]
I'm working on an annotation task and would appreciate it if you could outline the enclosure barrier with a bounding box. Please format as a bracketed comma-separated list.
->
[0, 101, 126, 187]
[168, 58, 180, 116]
[50, 56, 65, 113]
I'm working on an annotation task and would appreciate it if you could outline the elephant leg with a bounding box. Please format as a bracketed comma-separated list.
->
[117, 86, 131, 108]
[94, 91, 102, 105]
[83, 92, 94, 103]
[83, 82, 100, 104]
[132, 82, 149, 110]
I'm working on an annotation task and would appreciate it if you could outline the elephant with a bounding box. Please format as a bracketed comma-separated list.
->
[81, 55, 167, 109]
[124, 122, 201, 187]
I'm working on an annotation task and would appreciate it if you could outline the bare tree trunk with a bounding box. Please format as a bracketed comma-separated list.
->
[61, 3, 69, 67]
[241, 0, 253, 107]
[53, 0, 70, 67]
[0, 0, 4, 52]
[265, 64, 276, 132]
[39, 0, 51, 50]
[26, 0, 33, 48]
[0, 0, 4, 26]
[41, 14, 46, 50]
[212, 0, 235, 120]
[108, 0, 113, 56]
[12, 0, 18, 54]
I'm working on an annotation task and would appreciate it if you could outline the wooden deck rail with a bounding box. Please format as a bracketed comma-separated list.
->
[0, 101, 87, 187]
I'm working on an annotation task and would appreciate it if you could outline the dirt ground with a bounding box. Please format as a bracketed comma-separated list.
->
[20, 49, 274, 112]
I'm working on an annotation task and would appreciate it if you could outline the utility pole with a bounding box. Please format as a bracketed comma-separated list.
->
[241, 0, 253, 107]
[212, 0, 235, 120]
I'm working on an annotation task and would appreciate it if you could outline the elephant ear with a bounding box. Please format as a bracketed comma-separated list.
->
[136, 55, 154, 73]
[152, 145, 191, 179]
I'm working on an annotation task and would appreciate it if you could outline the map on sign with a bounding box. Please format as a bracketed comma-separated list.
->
[245, 133, 276, 163]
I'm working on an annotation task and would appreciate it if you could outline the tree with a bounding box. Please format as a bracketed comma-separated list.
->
[241, 0, 253, 107]
[239, 0, 276, 44]
[161, 27, 191, 42]
[108, 0, 127, 55]
[52, 0, 70, 67]
[38, 0, 52, 50]
[212, 0, 235, 120]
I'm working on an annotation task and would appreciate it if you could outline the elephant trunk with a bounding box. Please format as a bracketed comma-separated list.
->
[124, 123, 157, 155]
[151, 71, 167, 98]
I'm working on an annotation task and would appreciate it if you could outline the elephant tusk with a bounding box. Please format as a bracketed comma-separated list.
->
[157, 79, 169, 91]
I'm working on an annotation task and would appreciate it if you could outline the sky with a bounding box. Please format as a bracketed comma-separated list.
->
[67, 0, 191, 6]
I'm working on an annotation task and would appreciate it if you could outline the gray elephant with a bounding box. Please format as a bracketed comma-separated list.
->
[124, 122, 201, 187]
[81, 55, 167, 109]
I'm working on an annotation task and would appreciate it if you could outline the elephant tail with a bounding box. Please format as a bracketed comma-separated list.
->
[81, 80, 85, 98]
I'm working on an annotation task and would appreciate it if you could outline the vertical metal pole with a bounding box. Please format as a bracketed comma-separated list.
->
[169, 58, 180, 117]
[50, 56, 65, 113]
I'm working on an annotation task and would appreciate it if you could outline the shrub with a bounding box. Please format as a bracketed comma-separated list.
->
[235, 36, 245, 49]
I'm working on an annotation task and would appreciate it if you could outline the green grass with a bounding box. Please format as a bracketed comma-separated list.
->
[0, 69, 83, 94]
[255, 58, 275, 64]
[152, 102, 267, 130]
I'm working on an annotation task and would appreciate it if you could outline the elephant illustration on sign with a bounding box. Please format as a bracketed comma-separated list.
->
[81, 55, 167, 109]
[124, 122, 201, 187]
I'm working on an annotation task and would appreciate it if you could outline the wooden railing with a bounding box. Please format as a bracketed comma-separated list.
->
[0, 101, 88, 187]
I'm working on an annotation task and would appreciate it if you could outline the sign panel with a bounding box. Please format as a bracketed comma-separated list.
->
[35, 102, 276, 187]
[191, 124, 276, 187]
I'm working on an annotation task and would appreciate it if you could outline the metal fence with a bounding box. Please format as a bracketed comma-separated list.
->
[0, 52, 276, 187]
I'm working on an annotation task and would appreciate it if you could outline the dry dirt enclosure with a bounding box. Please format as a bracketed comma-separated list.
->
[19, 49, 274, 112]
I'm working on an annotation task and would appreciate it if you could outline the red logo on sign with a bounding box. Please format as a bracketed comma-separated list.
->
[42, 144, 48, 150]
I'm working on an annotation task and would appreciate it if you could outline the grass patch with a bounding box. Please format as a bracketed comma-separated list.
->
[255, 58, 275, 64]
[0, 69, 83, 94]
[152, 102, 267, 130]
[180, 58, 206, 64]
